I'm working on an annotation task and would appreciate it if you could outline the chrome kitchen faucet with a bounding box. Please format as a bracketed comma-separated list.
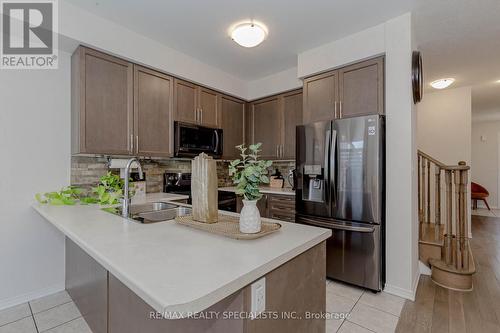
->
[122, 158, 144, 218]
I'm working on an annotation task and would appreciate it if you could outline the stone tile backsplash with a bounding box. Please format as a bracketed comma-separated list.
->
[71, 156, 296, 193]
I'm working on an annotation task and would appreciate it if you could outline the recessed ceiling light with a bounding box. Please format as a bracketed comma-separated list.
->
[430, 78, 455, 89]
[230, 22, 268, 48]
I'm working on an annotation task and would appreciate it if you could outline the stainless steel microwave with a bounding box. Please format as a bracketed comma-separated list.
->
[174, 122, 223, 158]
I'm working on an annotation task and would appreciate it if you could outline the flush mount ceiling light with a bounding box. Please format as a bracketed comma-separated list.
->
[430, 78, 455, 89]
[230, 22, 268, 48]
[495, 79, 500, 83]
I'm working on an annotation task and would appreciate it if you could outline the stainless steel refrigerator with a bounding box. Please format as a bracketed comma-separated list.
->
[296, 115, 385, 291]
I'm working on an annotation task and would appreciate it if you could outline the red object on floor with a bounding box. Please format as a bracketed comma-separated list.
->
[471, 182, 491, 210]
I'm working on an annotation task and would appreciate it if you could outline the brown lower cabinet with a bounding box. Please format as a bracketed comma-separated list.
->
[237, 194, 295, 223]
[66, 238, 108, 333]
[66, 237, 326, 333]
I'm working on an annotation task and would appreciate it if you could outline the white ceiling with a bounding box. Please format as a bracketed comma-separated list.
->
[413, 0, 500, 114]
[66, 0, 500, 111]
[65, 0, 415, 80]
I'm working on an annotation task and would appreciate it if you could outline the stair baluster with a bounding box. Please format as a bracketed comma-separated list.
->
[417, 150, 475, 291]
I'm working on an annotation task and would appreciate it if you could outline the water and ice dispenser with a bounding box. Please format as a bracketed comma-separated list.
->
[302, 164, 325, 203]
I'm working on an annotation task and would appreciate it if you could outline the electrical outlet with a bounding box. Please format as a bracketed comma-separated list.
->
[250, 277, 266, 319]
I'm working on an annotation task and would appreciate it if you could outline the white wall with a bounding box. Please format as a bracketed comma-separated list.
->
[0, 52, 71, 309]
[416, 87, 472, 237]
[297, 24, 385, 79]
[417, 87, 472, 165]
[298, 13, 419, 300]
[471, 120, 500, 208]
[247, 67, 302, 100]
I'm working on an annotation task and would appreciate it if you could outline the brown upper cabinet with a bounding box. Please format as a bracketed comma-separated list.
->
[134, 65, 173, 157]
[251, 95, 282, 160]
[303, 71, 338, 124]
[173, 79, 197, 124]
[219, 95, 245, 159]
[72, 47, 134, 155]
[303, 56, 384, 124]
[174, 79, 220, 128]
[72, 46, 173, 157]
[282, 90, 303, 159]
[338, 57, 384, 118]
[247, 89, 303, 160]
[198, 87, 219, 128]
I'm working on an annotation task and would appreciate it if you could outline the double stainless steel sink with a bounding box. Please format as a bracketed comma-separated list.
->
[103, 202, 191, 224]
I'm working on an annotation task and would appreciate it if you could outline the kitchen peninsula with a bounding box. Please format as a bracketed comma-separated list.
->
[33, 193, 330, 333]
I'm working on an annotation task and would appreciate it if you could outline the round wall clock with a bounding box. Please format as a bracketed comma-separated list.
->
[412, 51, 423, 104]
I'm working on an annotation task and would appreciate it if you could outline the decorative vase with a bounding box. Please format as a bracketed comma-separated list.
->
[239, 199, 262, 234]
[191, 153, 218, 223]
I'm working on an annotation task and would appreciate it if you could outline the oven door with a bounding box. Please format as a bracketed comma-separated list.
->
[174, 122, 223, 158]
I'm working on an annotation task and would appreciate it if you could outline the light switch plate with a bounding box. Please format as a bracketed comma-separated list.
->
[250, 277, 266, 319]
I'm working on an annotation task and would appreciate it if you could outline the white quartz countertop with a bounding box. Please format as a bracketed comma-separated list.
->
[33, 193, 329, 318]
[218, 186, 295, 196]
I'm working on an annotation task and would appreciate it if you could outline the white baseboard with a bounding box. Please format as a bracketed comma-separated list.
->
[0, 283, 65, 311]
[384, 272, 420, 301]
[419, 261, 431, 276]
[474, 203, 497, 210]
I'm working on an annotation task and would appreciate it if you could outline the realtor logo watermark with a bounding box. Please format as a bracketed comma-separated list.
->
[1, 0, 58, 69]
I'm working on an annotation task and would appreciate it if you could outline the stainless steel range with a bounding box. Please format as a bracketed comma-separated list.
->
[164, 172, 192, 203]
[163, 172, 238, 212]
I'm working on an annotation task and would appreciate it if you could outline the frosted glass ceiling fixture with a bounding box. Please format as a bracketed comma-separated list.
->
[430, 78, 455, 89]
[230, 21, 268, 48]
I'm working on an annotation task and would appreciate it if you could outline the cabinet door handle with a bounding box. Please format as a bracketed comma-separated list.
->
[339, 101, 343, 118]
[130, 134, 133, 153]
[334, 101, 338, 118]
[276, 145, 279, 158]
[200, 108, 203, 124]
[136, 135, 139, 155]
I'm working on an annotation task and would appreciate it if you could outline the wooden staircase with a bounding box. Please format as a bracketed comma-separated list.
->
[418, 150, 476, 291]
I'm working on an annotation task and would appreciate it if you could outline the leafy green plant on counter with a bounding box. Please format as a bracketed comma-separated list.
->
[36, 172, 133, 206]
[35, 186, 83, 205]
[88, 172, 127, 205]
[228, 143, 272, 201]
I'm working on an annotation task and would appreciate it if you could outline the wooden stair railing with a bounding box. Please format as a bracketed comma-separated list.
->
[417, 150, 475, 291]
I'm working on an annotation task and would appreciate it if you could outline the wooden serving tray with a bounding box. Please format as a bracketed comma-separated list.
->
[175, 214, 281, 240]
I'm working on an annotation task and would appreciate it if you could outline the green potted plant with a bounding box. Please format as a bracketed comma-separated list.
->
[229, 143, 272, 233]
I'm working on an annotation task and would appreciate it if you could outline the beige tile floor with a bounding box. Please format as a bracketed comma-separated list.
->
[326, 279, 405, 333]
[0, 291, 91, 333]
[0, 280, 404, 333]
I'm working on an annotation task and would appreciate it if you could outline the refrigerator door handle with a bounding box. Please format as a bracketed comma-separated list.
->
[299, 216, 375, 233]
[324, 128, 331, 202]
[330, 129, 337, 211]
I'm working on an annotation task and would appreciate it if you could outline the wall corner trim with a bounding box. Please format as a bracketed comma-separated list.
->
[383, 273, 419, 301]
